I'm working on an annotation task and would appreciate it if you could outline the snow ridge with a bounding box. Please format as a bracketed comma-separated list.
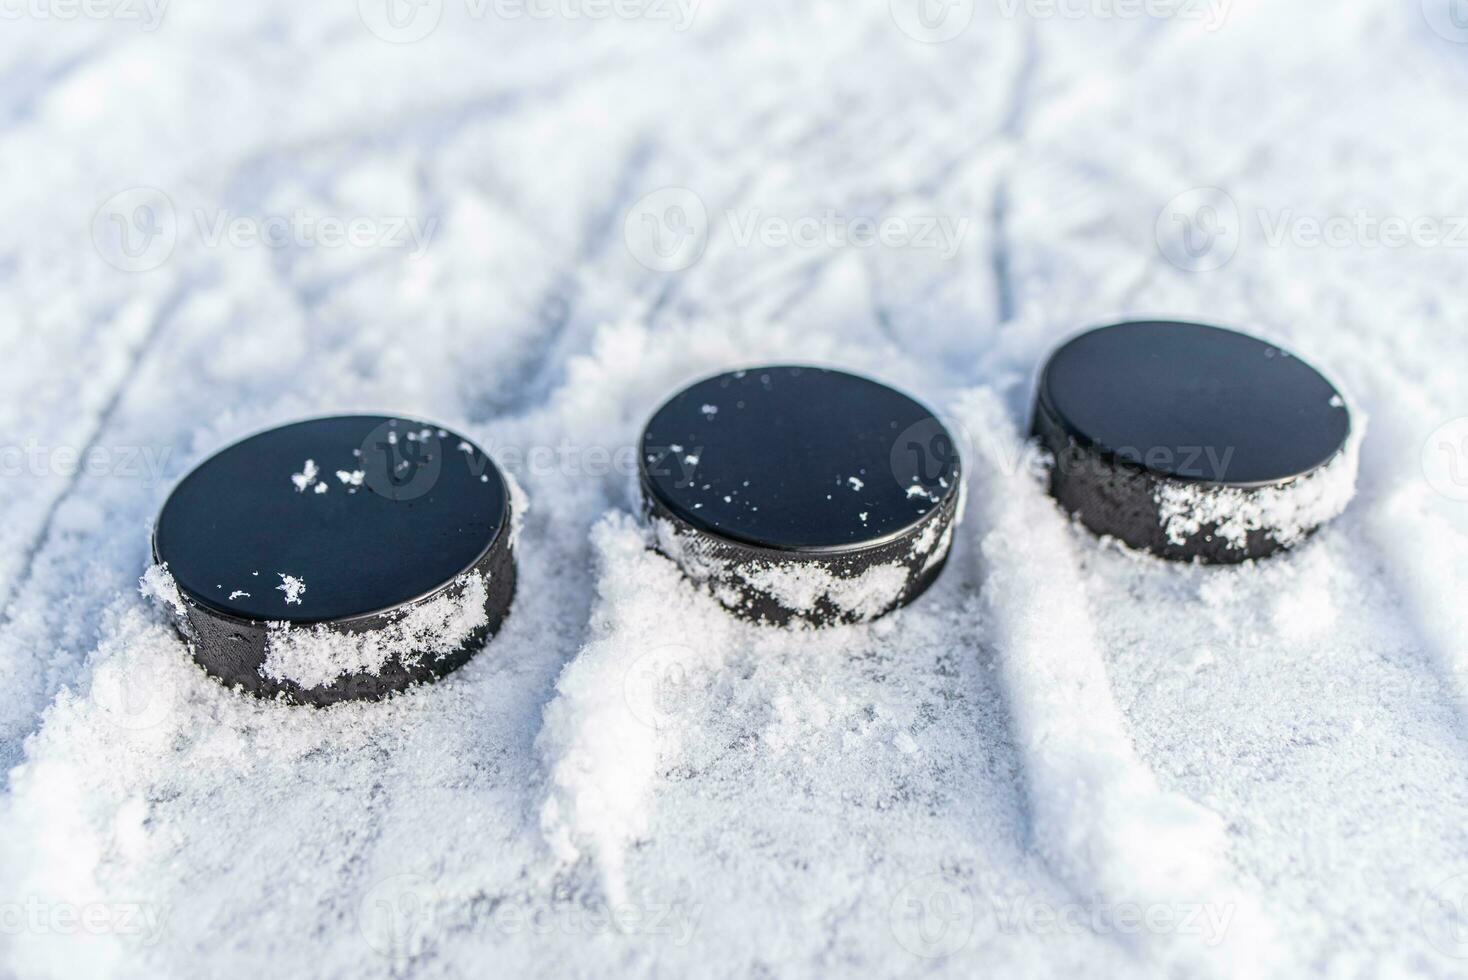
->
[1359, 393, 1468, 717]
[960, 387, 1283, 978]
[536, 512, 737, 905]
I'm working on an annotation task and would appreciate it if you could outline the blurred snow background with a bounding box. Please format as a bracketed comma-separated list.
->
[1, 0, 1467, 977]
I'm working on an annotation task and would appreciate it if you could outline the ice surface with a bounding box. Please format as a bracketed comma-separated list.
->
[2, 3, 1467, 978]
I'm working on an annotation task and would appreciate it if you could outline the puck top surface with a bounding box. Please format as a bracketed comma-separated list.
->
[1038, 321, 1351, 486]
[640, 366, 960, 553]
[154, 416, 509, 624]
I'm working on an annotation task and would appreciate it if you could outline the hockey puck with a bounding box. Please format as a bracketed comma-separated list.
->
[150, 416, 517, 705]
[639, 366, 962, 626]
[1031, 320, 1358, 563]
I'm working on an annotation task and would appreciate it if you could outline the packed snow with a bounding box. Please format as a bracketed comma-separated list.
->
[260, 571, 491, 692]
[1153, 417, 1363, 553]
[649, 508, 953, 623]
[2, 2, 1468, 979]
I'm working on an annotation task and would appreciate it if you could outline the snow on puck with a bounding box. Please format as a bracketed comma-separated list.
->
[640, 366, 962, 626]
[1031, 321, 1359, 563]
[150, 416, 517, 705]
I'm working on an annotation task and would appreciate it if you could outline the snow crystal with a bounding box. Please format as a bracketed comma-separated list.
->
[139, 563, 188, 624]
[290, 459, 319, 493]
[275, 574, 306, 606]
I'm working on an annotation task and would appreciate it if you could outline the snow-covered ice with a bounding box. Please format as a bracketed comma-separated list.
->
[2, 2, 1468, 978]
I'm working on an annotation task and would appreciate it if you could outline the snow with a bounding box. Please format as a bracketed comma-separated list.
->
[960, 386, 1282, 976]
[538, 513, 738, 907]
[650, 510, 952, 624]
[274, 573, 306, 606]
[290, 459, 319, 493]
[2, 2, 1468, 979]
[1153, 415, 1363, 553]
[260, 572, 490, 693]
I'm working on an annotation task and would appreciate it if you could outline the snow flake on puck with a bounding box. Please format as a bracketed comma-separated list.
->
[291, 458, 319, 492]
[276, 573, 306, 605]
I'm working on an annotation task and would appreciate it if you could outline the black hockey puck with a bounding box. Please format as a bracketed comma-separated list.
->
[1032, 321, 1357, 563]
[150, 416, 517, 705]
[640, 366, 962, 626]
